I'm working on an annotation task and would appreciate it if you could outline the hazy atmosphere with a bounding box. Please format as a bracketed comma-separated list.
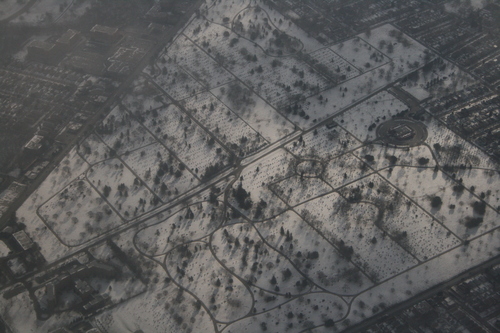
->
[0, 0, 499, 332]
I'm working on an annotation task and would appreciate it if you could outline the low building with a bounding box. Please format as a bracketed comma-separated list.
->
[74, 279, 94, 300]
[106, 46, 146, 78]
[55, 29, 80, 52]
[45, 283, 57, 310]
[24, 135, 45, 152]
[27, 40, 58, 63]
[82, 294, 110, 313]
[11, 231, 34, 251]
[61, 53, 105, 76]
[85, 261, 118, 279]
[148, 22, 165, 34]
[90, 25, 120, 44]
[66, 122, 83, 133]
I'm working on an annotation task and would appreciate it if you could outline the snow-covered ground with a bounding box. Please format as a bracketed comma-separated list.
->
[135, 201, 224, 257]
[212, 82, 295, 143]
[39, 177, 123, 246]
[399, 60, 476, 101]
[297, 192, 418, 281]
[3, 0, 499, 332]
[257, 211, 374, 295]
[182, 91, 266, 155]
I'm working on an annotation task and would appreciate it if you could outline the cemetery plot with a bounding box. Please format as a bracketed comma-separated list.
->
[95, 274, 215, 333]
[286, 124, 360, 160]
[182, 92, 265, 155]
[297, 193, 418, 282]
[247, 287, 289, 314]
[399, 59, 476, 101]
[187, 22, 260, 73]
[165, 35, 234, 89]
[87, 158, 159, 220]
[341, 227, 500, 331]
[39, 179, 123, 246]
[323, 153, 373, 189]
[134, 202, 224, 257]
[352, 144, 436, 171]
[224, 293, 346, 333]
[95, 105, 157, 156]
[308, 47, 361, 82]
[122, 78, 166, 113]
[335, 91, 408, 142]
[256, 211, 374, 295]
[361, 25, 429, 75]
[202, 0, 249, 26]
[77, 134, 110, 165]
[211, 223, 307, 296]
[13, 146, 91, 258]
[424, 118, 499, 170]
[229, 182, 286, 222]
[283, 71, 404, 129]
[165, 242, 253, 322]
[339, 173, 461, 261]
[252, 2, 325, 51]
[385, 166, 499, 240]
[282, 26, 431, 129]
[234, 55, 331, 110]
[331, 37, 390, 73]
[36, 147, 90, 203]
[121, 143, 199, 201]
[236, 148, 295, 190]
[228, 149, 295, 221]
[213, 82, 295, 143]
[451, 169, 500, 209]
[232, 6, 303, 56]
[269, 175, 333, 207]
[148, 55, 205, 101]
[142, 104, 229, 180]
[295, 160, 324, 178]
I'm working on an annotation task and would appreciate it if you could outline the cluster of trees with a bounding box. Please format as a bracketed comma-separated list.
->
[233, 183, 253, 210]
[226, 83, 254, 109]
[202, 162, 224, 181]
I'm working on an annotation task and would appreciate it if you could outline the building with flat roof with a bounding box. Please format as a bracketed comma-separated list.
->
[90, 25, 120, 44]
[11, 230, 34, 251]
[61, 52, 105, 76]
[55, 29, 80, 52]
[24, 135, 44, 151]
[27, 40, 58, 63]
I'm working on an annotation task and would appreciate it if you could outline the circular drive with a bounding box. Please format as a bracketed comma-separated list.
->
[376, 119, 427, 147]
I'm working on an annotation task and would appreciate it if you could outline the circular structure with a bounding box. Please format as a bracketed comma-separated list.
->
[376, 118, 427, 147]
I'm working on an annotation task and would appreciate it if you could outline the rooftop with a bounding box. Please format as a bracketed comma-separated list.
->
[24, 135, 44, 150]
[56, 29, 79, 44]
[12, 230, 34, 251]
[90, 25, 119, 35]
[28, 40, 55, 52]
